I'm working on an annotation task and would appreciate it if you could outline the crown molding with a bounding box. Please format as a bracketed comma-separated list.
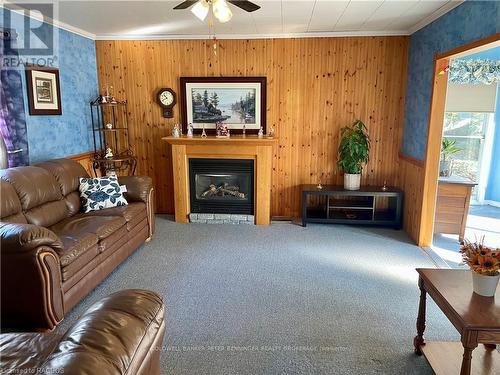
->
[407, 0, 464, 35]
[1, 3, 96, 40]
[95, 30, 410, 41]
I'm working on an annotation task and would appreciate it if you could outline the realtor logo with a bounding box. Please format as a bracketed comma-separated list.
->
[1, 2, 59, 68]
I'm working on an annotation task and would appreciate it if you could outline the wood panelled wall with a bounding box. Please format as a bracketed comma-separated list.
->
[69, 151, 95, 176]
[398, 156, 425, 243]
[95, 37, 409, 217]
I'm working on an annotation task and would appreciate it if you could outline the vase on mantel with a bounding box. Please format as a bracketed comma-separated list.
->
[472, 272, 500, 297]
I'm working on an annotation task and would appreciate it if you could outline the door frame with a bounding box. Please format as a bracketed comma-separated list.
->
[418, 33, 500, 246]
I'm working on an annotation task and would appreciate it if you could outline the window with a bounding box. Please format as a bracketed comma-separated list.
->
[442, 112, 495, 202]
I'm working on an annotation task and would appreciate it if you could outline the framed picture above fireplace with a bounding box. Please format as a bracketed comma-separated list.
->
[180, 77, 266, 134]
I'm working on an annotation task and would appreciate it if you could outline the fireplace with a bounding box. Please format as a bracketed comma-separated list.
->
[189, 158, 254, 214]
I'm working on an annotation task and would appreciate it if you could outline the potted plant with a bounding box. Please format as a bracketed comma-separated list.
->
[337, 120, 370, 190]
[460, 239, 500, 297]
[440, 138, 461, 177]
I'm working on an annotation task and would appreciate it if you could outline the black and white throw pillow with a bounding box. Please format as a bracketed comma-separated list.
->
[79, 176, 128, 213]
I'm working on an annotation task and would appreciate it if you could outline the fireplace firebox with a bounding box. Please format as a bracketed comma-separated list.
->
[189, 159, 254, 214]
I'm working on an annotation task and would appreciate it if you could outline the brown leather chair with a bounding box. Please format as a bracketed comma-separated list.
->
[0, 159, 155, 330]
[0, 289, 166, 375]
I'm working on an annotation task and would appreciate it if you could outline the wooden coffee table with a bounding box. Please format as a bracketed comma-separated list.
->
[414, 269, 500, 375]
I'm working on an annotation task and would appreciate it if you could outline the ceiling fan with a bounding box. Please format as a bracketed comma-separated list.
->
[174, 0, 260, 23]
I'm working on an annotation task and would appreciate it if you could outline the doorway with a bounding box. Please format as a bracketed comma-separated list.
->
[430, 45, 500, 266]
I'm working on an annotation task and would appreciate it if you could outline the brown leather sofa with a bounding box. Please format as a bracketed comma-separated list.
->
[0, 158, 155, 330]
[1, 289, 165, 375]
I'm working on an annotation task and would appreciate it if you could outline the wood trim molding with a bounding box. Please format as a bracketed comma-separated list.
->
[434, 33, 500, 61]
[416, 34, 500, 247]
[419, 59, 449, 246]
[68, 150, 95, 161]
[399, 151, 424, 167]
[67, 150, 97, 177]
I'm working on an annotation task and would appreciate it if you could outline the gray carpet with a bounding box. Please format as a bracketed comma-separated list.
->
[56, 216, 459, 374]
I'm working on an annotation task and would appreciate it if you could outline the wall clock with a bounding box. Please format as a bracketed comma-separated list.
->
[157, 88, 176, 118]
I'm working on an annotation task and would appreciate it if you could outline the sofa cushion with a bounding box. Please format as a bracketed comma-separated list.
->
[50, 215, 126, 242]
[61, 244, 99, 281]
[79, 176, 128, 213]
[56, 231, 99, 268]
[36, 159, 89, 216]
[0, 180, 26, 223]
[0, 166, 68, 227]
[0, 333, 61, 373]
[98, 225, 128, 254]
[84, 202, 147, 230]
[36, 159, 89, 197]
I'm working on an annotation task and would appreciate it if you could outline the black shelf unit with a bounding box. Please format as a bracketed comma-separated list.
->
[301, 184, 403, 229]
[90, 98, 136, 176]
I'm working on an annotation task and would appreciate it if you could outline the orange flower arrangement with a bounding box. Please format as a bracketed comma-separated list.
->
[460, 239, 500, 276]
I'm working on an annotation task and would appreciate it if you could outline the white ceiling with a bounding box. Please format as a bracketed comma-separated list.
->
[5, 0, 464, 40]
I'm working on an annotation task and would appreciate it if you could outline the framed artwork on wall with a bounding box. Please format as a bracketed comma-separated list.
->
[25, 66, 62, 115]
[180, 77, 266, 134]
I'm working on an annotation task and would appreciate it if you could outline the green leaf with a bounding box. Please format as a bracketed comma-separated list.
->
[337, 119, 370, 174]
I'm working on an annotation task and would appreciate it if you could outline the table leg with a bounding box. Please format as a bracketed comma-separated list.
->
[460, 346, 476, 375]
[414, 276, 426, 355]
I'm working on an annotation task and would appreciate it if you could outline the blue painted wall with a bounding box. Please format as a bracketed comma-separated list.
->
[485, 85, 500, 202]
[0, 8, 98, 164]
[401, 1, 500, 161]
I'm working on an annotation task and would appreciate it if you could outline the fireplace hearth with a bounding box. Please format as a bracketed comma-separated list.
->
[189, 158, 254, 215]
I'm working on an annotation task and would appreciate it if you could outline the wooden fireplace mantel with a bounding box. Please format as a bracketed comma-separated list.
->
[163, 135, 276, 225]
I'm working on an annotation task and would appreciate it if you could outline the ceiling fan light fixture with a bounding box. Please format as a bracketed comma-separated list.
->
[212, 0, 233, 23]
[191, 0, 210, 21]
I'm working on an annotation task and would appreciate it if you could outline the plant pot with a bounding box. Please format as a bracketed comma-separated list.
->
[439, 159, 452, 177]
[344, 173, 361, 190]
[472, 272, 500, 297]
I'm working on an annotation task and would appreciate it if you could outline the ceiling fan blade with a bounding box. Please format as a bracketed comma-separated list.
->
[173, 1, 198, 10]
[228, 0, 261, 12]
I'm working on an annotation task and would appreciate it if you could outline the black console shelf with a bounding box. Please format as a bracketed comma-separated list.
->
[301, 184, 403, 229]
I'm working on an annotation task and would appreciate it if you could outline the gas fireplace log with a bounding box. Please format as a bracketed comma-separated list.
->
[200, 183, 246, 199]
[219, 188, 245, 198]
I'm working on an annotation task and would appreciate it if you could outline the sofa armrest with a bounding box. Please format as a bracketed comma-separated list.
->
[42, 290, 166, 375]
[119, 176, 155, 240]
[118, 176, 152, 203]
[1, 223, 64, 330]
[0, 222, 63, 253]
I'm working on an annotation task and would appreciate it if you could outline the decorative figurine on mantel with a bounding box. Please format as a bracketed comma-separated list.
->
[104, 147, 114, 159]
[267, 126, 275, 138]
[187, 123, 194, 138]
[201, 125, 207, 138]
[258, 126, 264, 138]
[172, 124, 181, 138]
[216, 122, 230, 138]
[242, 124, 246, 137]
